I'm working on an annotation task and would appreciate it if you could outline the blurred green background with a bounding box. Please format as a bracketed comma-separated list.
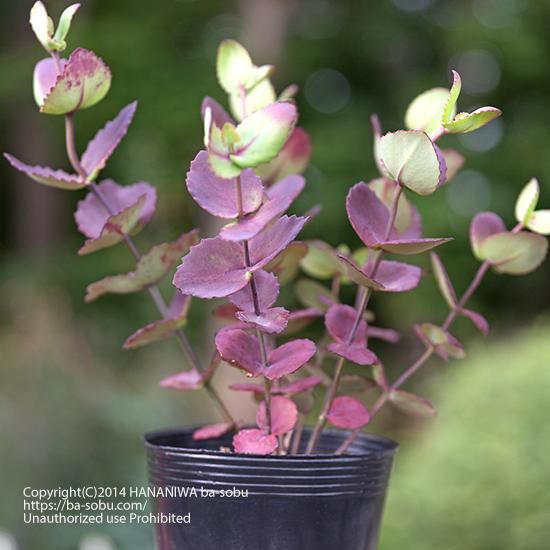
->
[1, 0, 549, 548]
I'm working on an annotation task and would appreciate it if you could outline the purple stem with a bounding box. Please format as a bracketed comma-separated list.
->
[305, 185, 403, 454]
[335, 258, 493, 455]
[63, 113, 235, 424]
[235, 176, 273, 436]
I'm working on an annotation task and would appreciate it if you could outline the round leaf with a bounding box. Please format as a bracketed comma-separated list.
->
[379, 130, 444, 195]
[479, 231, 548, 275]
[405, 87, 450, 137]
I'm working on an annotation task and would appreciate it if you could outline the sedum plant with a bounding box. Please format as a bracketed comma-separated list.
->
[7, 2, 549, 455]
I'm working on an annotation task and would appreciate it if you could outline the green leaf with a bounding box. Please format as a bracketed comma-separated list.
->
[51, 3, 80, 51]
[123, 295, 191, 349]
[442, 70, 462, 124]
[430, 252, 457, 308]
[216, 39, 254, 94]
[85, 230, 199, 302]
[527, 210, 550, 235]
[389, 390, 437, 417]
[443, 107, 502, 134]
[372, 363, 388, 390]
[335, 255, 384, 291]
[29, 1, 52, 51]
[379, 130, 443, 195]
[479, 231, 548, 275]
[230, 102, 297, 169]
[229, 78, 276, 121]
[294, 279, 338, 311]
[78, 196, 146, 255]
[405, 87, 450, 137]
[300, 240, 343, 279]
[41, 48, 111, 115]
[515, 178, 539, 225]
[416, 323, 465, 360]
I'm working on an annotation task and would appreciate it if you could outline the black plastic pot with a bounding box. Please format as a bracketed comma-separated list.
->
[145, 427, 398, 550]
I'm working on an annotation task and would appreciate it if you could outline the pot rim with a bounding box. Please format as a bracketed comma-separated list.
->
[145, 425, 398, 461]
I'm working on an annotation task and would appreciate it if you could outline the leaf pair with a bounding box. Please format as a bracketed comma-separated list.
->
[325, 304, 378, 366]
[470, 212, 548, 275]
[204, 101, 298, 179]
[430, 253, 489, 335]
[75, 179, 157, 254]
[515, 178, 550, 235]
[173, 215, 307, 299]
[215, 328, 316, 381]
[229, 270, 289, 334]
[347, 182, 451, 254]
[5, 101, 137, 187]
[30, 1, 79, 52]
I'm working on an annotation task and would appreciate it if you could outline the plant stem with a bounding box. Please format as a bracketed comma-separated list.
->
[235, 176, 273, 435]
[336, 258, 492, 455]
[306, 185, 403, 454]
[63, 114, 235, 425]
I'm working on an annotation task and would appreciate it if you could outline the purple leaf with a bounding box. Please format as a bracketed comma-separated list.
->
[279, 376, 323, 394]
[229, 383, 265, 394]
[372, 260, 422, 292]
[186, 150, 263, 219]
[378, 238, 452, 255]
[201, 96, 234, 128]
[335, 255, 384, 291]
[285, 307, 323, 334]
[256, 396, 298, 435]
[470, 212, 507, 258]
[78, 195, 147, 255]
[347, 182, 450, 255]
[325, 304, 366, 346]
[460, 308, 489, 336]
[160, 369, 205, 391]
[75, 179, 156, 239]
[346, 182, 389, 247]
[193, 422, 234, 441]
[216, 328, 315, 379]
[236, 307, 290, 334]
[220, 175, 305, 241]
[3, 153, 85, 190]
[248, 215, 308, 268]
[326, 396, 371, 429]
[325, 304, 378, 366]
[215, 328, 264, 376]
[229, 270, 279, 311]
[173, 238, 247, 298]
[33, 57, 67, 107]
[368, 326, 400, 343]
[233, 428, 277, 455]
[175, 217, 305, 298]
[265, 339, 316, 380]
[81, 101, 138, 180]
[327, 343, 379, 366]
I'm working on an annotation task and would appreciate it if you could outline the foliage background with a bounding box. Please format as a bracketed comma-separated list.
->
[0, 0, 549, 548]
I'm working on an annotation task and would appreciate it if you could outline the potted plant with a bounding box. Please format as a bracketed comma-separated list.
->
[7, 3, 549, 549]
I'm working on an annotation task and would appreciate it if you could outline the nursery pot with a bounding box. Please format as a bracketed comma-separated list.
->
[145, 427, 397, 550]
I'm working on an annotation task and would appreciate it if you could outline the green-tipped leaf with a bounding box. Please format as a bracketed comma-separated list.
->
[405, 87, 450, 137]
[515, 178, 539, 225]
